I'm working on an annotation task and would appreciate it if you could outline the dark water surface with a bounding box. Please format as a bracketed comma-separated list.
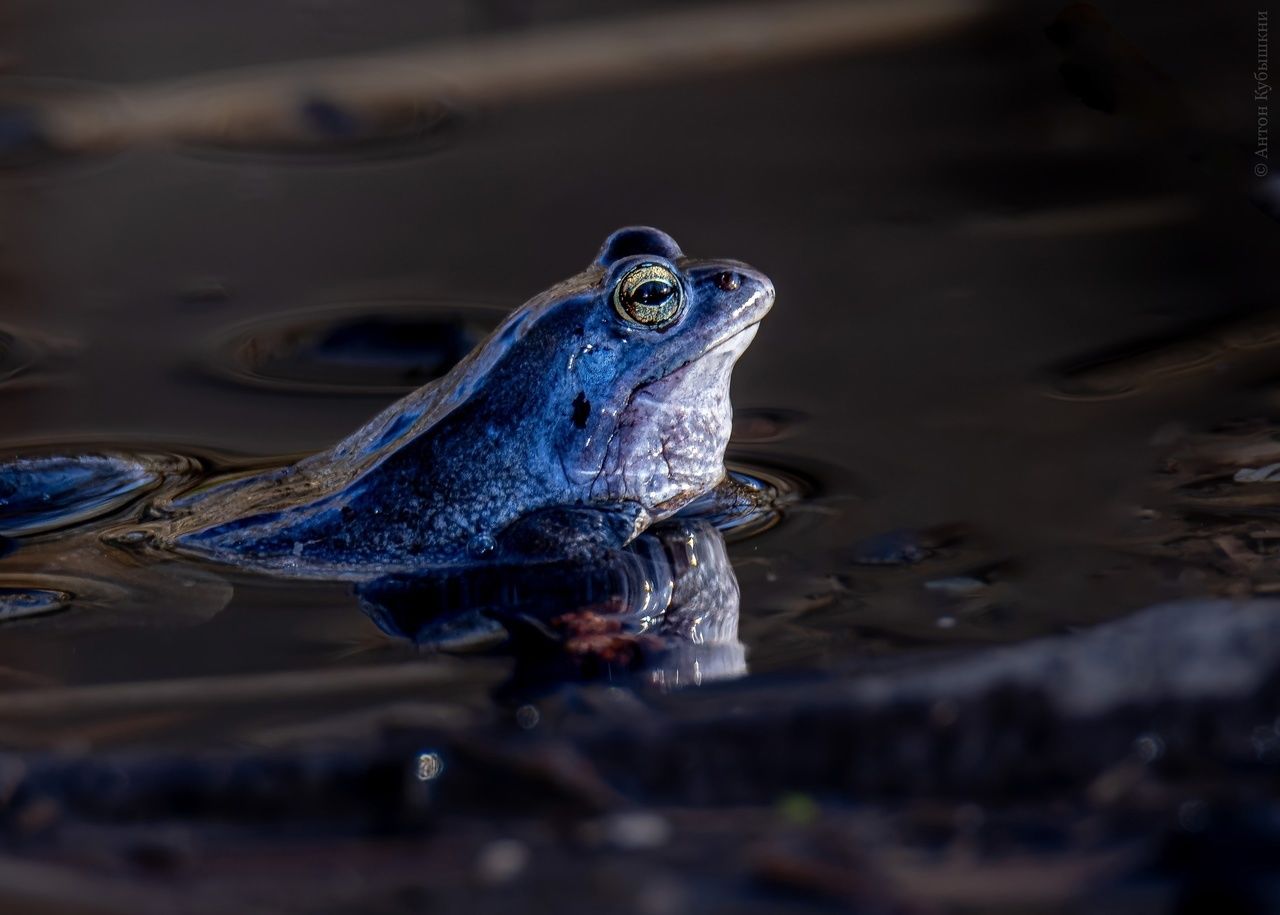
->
[2, 4, 1278, 914]
[2, 9, 1279, 911]
[0, 1, 1270, 720]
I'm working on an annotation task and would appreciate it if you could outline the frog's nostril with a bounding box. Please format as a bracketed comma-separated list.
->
[715, 272, 741, 292]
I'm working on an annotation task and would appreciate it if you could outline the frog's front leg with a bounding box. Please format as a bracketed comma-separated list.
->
[674, 472, 773, 527]
[493, 501, 651, 562]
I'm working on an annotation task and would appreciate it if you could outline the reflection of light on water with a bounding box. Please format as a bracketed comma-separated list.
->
[415, 751, 444, 781]
[0, 586, 72, 621]
[0, 77, 129, 175]
[0, 450, 197, 537]
[683, 460, 812, 542]
[23, 1, 988, 160]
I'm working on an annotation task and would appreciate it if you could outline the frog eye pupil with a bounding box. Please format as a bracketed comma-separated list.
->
[632, 280, 673, 307]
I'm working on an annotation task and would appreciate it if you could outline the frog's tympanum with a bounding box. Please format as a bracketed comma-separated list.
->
[148, 227, 773, 576]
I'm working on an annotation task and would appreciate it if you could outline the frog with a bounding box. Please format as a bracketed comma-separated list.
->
[107, 225, 775, 577]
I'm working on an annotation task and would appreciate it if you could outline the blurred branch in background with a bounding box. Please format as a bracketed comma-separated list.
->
[6, 0, 989, 157]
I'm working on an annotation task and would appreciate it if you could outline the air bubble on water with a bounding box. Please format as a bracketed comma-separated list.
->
[1133, 733, 1165, 763]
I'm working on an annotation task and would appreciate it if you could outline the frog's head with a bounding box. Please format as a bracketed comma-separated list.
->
[494, 226, 773, 521]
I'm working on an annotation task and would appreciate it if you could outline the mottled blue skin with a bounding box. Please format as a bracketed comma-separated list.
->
[156, 228, 773, 577]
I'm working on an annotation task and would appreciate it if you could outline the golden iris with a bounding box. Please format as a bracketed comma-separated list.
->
[612, 263, 683, 326]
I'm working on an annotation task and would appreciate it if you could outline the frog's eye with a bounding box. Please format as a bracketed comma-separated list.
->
[613, 263, 683, 327]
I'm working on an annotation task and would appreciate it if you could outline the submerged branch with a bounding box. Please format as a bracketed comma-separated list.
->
[28, 0, 988, 153]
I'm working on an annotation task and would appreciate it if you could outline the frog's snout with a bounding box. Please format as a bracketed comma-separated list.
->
[759, 274, 776, 305]
[735, 265, 775, 321]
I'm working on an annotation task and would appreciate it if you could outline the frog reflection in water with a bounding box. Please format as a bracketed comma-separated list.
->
[361, 516, 747, 689]
[0, 228, 771, 680]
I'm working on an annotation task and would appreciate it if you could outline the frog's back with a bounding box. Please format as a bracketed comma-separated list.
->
[152, 281, 593, 573]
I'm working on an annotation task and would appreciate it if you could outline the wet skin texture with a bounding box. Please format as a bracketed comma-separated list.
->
[152, 227, 773, 576]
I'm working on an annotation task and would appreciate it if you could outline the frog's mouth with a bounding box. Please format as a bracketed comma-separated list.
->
[702, 321, 763, 360]
[624, 322, 752, 419]
[641, 321, 762, 393]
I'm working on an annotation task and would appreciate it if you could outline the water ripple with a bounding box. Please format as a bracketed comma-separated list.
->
[203, 301, 507, 395]
[0, 586, 71, 622]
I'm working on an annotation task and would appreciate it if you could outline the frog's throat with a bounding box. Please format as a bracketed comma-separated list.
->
[583, 323, 756, 515]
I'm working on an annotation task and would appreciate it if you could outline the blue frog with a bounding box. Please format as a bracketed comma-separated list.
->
[0, 228, 769, 679]
[128, 226, 775, 576]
